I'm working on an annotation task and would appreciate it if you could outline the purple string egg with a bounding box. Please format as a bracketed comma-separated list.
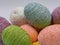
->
[0, 16, 11, 45]
[52, 6, 60, 24]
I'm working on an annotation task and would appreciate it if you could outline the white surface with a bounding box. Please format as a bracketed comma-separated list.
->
[0, 0, 60, 21]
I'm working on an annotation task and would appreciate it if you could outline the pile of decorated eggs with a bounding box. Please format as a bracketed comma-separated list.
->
[0, 2, 60, 45]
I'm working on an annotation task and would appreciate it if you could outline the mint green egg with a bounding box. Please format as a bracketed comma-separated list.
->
[2, 25, 32, 45]
[24, 2, 51, 29]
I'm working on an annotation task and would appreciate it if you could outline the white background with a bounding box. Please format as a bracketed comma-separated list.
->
[0, 0, 60, 21]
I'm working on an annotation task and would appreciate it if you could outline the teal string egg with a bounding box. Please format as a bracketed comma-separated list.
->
[2, 25, 32, 45]
[24, 2, 51, 29]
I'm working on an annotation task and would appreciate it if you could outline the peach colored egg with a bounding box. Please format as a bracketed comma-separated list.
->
[38, 24, 60, 45]
[21, 24, 38, 42]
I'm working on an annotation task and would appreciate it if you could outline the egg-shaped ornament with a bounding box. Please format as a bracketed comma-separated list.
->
[38, 24, 60, 45]
[51, 6, 60, 24]
[0, 16, 11, 45]
[24, 2, 51, 29]
[2, 25, 32, 45]
[33, 41, 40, 45]
[21, 24, 38, 42]
[10, 7, 28, 26]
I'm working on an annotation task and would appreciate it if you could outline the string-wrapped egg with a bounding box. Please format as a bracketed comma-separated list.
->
[2, 25, 32, 45]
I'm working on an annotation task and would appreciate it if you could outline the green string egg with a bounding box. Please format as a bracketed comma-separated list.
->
[2, 25, 32, 45]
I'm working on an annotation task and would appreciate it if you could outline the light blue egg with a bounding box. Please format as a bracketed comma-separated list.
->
[24, 2, 51, 29]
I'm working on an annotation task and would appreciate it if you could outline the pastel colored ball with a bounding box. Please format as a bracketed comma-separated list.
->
[24, 2, 51, 29]
[33, 41, 40, 45]
[52, 7, 60, 24]
[10, 7, 28, 26]
[38, 24, 60, 45]
[21, 24, 38, 42]
[2, 25, 32, 45]
[0, 16, 10, 45]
